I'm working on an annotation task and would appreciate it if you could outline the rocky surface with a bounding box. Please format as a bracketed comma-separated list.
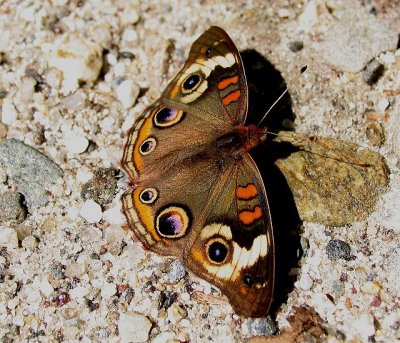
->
[0, 0, 399, 342]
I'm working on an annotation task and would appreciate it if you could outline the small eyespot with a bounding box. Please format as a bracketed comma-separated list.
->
[207, 239, 229, 264]
[156, 205, 191, 239]
[139, 137, 156, 155]
[153, 107, 185, 128]
[205, 47, 213, 56]
[183, 74, 201, 91]
[139, 188, 158, 204]
[243, 274, 254, 287]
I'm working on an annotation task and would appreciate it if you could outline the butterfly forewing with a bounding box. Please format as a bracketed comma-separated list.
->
[162, 26, 248, 125]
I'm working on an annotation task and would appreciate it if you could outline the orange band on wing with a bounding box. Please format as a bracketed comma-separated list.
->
[239, 206, 262, 225]
[218, 75, 239, 90]
[222, 90, 240, 105]
[236, 184, 258, 200]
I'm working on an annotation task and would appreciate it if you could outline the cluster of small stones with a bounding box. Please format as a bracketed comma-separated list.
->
[0, 0, 399, 342]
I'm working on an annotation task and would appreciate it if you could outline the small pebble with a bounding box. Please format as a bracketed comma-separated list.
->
[81, 168, 117, 206]
[80, 199, 103, 223]
[361, 281, 381, 295]
[377, 98, 389, 112]
[326, 239, 352, 260]
[64, 133, 89, 154]
[288, 41, 304, 52]
[21, 235, 38, 250]
[1, 98, 18, 125]
[166, 260, 186, 283]
[45, 32, 103, 93]
[246, 316, 277, 336]
[118, 312, 152, 343]
[362, 59, 384, 85]
[366, 121, 385, 147]
[0, 227, 18, 249]
[116, 80, 140, 109]
[298, 274, 313, 290]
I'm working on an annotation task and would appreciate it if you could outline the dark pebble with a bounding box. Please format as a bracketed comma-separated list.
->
[362, 59, 384, 85]
[288, 41, 304, 52]
[326, 239, 352, 260]
[158, 290, 177, 310]
[54, 291, 70, 306]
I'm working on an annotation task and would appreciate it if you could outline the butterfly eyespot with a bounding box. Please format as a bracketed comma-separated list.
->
[205, 47, 213, 56]
[206, 239, 229, 264]
[139, 137, 156, 155]
[153, 107, 185, 128]
[243, 274, 254, 287]
[139, 188, 158, 204]
[182, 73, 201, 91]
[156, 205, 191, 239]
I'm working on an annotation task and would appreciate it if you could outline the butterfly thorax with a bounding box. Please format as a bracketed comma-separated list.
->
[236, 124, 267, 151]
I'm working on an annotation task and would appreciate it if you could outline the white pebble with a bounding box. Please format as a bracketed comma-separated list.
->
[80, 199, 103, 223]
[117, 80, 140, 109]
[118, 312, 152, 343]
[1, 98, 18, 125]
[76, 167, 94, 183]
[64, 133, 89, 154]
[122, 28, 138, 42]
[377, 98, 389, 112]
[0, 227, 18, 249]
[101, 282, 116, 299]
[121, 8, 140, 26]
[103, 202, 125, 225]
[299, 274, 313, 290]
[39, 277, 54, 297]
[45, 32, 103, 93]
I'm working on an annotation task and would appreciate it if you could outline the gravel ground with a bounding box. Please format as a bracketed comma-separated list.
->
[0, 0, 399, 342]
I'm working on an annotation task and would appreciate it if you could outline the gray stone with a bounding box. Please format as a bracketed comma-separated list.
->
[0, 191, 27, 224]
[317, 10, 398, 72]
[247, 316, 277, 336]
[0, 139, 63, 209]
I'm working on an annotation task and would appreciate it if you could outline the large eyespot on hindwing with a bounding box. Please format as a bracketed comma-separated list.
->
[155, 205, 192, 239]
[139, 137, 156, 155]
[139, 187, 158, 204]
[153, 107, 185, 128]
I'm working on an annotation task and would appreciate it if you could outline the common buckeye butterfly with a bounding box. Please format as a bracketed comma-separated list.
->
[121, 26, 274, 317]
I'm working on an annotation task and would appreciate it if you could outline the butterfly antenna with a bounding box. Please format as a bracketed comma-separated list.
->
[258, 65, 308, 126]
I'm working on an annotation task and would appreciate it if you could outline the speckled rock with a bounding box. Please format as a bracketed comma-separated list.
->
[81, 168, 117, 207]
[118, 312, 152, 343]
[326, 239, 352, 261]
[0, 191, 27, 224]
[246, 316, 277, 336]
[0, 139, 63, 209]
[166, 260, 186, 283]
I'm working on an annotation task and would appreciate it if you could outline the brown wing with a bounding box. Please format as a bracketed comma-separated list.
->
[184, 153, 274, 317]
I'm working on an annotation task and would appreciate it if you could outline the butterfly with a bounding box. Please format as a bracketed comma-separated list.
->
[121, 26, 274, 317]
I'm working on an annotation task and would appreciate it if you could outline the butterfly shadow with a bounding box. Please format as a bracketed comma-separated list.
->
[241, 49, 303, 315]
